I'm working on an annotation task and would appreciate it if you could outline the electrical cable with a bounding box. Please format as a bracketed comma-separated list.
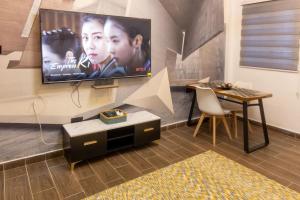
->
[70, 81, 82, 108]
[32, 97, 61, 145]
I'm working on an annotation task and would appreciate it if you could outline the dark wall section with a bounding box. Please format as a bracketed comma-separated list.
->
[183, 0, 224, 60]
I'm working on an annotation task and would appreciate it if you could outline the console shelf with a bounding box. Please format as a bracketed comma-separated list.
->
[107, 134, 134, 141]
[63, 111, 161, 170]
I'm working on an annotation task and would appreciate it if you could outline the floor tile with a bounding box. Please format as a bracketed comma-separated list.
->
[33, 188, 60, 200]
[79, 176, 106, 196]
[49, 164, 82, 198]
[89, 158, 122, 184]
[5, 175, 33, 200]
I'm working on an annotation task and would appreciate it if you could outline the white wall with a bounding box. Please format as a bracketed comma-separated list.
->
[224, 0, 300, 134]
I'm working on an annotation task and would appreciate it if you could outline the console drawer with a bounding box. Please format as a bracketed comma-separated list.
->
[70, 132, 107, 162]
[134, 120, 160, 146]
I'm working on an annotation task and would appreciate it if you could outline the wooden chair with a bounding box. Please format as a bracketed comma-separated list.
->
[193, 86, 233, 146]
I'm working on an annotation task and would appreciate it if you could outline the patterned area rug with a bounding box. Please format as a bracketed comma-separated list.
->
[85, 150, 300, 200]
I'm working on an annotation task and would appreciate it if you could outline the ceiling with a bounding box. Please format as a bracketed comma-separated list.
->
[159, 0, 203, 30]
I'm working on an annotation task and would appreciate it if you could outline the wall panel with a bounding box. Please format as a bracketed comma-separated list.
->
[182, 0, 224, 60]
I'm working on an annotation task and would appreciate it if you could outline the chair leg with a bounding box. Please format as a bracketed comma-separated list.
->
[209, 116, 213, 134]
[212, 116, 216, 146]
[193, 113, 206, 137]
[233, 112, 238, 138]
[222, 116, 232, 140]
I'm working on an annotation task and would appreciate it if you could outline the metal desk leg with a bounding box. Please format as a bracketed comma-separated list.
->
[244, 99, 270, 153]
[259, 99, 270, 145]
[187, 90, 196, 126]
[243, 101, 249, 153]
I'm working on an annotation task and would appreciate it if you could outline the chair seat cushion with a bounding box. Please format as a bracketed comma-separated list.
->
[222, 109, 232, 115]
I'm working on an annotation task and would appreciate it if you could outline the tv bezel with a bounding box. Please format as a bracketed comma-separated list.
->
[39, 8, 151, 84]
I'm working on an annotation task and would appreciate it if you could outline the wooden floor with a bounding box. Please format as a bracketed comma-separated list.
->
[0, 121, 300, 200]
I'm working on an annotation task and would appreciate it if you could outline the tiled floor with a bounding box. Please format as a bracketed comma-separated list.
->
[0, 121, 300, 199]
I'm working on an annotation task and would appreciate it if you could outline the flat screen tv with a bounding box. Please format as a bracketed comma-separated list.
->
[39, 9, 151, 84]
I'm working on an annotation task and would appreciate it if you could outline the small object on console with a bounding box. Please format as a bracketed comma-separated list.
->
[100, 109, 127, 124]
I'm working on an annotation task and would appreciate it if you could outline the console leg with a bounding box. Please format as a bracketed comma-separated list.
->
[70, 161, 81, 171]
[70, 163, 76, 171]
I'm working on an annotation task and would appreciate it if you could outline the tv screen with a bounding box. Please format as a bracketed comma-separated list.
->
[39, 9, 151, 83]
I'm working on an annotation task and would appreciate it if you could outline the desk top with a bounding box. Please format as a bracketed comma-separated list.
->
[63, 111, 160, 137]
[187, 83, 272, 101]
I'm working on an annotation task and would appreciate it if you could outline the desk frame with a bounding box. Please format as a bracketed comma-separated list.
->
[186, 86, 271, 153]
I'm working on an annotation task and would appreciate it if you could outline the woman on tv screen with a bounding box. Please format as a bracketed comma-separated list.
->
[78, 15, 126, 79]
[104, 16, 151, 76]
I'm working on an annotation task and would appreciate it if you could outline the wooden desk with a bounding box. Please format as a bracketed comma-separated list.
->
[186, 83, 272, 153]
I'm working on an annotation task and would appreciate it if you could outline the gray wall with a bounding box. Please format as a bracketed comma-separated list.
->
[183, 0, 224, 60]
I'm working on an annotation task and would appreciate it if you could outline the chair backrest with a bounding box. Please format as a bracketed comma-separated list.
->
[195, 86, 224, 115]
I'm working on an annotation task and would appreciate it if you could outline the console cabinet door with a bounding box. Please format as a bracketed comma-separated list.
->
[70, 131, 107, 162]
[134, 120, 160, 146]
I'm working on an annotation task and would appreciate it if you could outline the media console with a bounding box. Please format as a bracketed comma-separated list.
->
[63, 111, 161, 170]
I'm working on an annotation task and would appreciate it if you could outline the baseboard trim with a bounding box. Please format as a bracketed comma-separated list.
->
[243, 117, 300, 139]
[161, 117, 200, 131]
[161, 116, 300, 140]
[0, 149, 64, 171]
[206, 114, 300, 139]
